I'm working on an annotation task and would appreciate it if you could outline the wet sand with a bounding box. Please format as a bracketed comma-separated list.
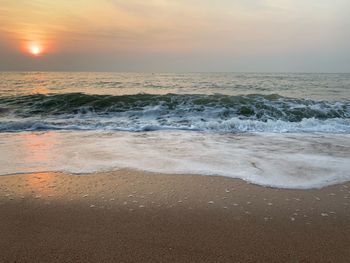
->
[0, 171, 349, 262]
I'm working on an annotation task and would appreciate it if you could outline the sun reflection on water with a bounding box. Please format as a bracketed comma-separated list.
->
[15, 132, 61, 196]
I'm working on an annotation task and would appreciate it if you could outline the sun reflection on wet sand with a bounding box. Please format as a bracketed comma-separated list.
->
[0, 172, 60, 199]
[18, 132, 59, 166]
[22, 172, 58, 197]
[13, 132, 61, 196]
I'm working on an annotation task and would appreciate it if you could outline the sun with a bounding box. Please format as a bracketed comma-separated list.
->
[30, 45, 42, 56]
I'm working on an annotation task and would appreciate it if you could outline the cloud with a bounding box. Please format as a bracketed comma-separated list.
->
[0, 0, 349, 71]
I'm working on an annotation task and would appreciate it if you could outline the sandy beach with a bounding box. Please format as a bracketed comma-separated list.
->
[0, 171, 349, 262]
[1, 0, 350, 260]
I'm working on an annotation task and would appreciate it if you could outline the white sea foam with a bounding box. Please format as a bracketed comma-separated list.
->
[0, 131, 349, 189]
[1, 116, 349, 133]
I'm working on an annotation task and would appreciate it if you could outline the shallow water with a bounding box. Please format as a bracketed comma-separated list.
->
[0, 131, 349, 189]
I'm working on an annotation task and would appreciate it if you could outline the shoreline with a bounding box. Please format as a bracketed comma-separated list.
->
[1, 170, 350, 262]
[1, 169, 350, 190]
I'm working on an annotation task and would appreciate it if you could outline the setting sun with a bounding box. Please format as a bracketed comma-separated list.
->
[30, 45, 42, 56]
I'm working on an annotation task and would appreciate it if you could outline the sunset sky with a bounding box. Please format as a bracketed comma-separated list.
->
[0, 0, 349, 72]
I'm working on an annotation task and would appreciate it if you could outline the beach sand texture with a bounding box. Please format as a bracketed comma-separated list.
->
[0, 171, 349, 262]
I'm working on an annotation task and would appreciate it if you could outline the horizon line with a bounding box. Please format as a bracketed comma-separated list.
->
[1, 70, 349, 74]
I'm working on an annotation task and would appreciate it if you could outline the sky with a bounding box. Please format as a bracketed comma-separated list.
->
[0, 0, 349, 72]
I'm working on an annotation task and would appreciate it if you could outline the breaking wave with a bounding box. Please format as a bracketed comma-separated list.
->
[0, 93, 349, 133]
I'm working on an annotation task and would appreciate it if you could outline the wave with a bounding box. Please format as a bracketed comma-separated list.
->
[0, 93, 349, 133]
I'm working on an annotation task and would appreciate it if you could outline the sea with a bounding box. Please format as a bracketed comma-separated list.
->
[0, 72, 349, 189]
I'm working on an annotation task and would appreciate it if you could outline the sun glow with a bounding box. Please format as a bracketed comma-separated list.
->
[29, 45, 42, 56]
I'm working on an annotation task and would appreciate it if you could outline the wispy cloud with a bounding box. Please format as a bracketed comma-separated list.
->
[0, 0, 349, 71]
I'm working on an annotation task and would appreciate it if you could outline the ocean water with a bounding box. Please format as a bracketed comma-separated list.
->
[0, 72, 349, 188]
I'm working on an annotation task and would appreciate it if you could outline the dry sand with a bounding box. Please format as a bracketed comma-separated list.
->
[0, 170, 349, 262]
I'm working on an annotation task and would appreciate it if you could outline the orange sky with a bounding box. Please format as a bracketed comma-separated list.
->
[0, 0, 349, 72]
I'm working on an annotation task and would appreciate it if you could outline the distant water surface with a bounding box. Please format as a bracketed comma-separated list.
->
[1, 72, 349, 99]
